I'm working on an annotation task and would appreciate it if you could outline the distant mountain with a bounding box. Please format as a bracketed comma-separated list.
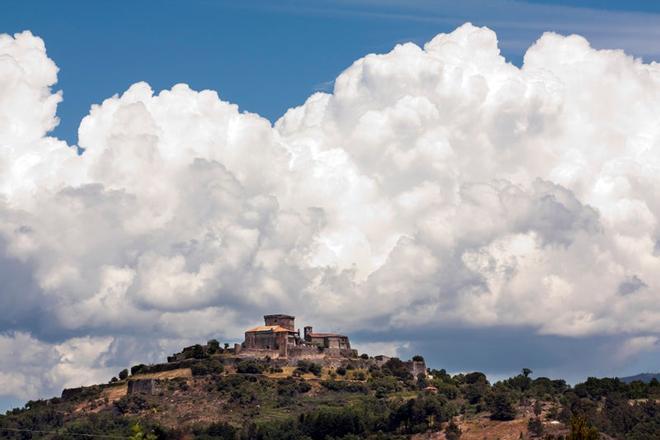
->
[620, 372, 660, 383]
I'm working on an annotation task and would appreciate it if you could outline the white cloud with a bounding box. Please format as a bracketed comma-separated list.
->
[0, 332, 114, 401]
[1, 23, 660, 403]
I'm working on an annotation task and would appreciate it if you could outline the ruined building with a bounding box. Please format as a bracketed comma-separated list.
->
[241, 314, 356, 361]
[304, 326, 351, 350]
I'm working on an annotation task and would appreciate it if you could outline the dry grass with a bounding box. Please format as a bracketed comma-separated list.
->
[131, 368, 193, 380]
[102, 383, 127, 402]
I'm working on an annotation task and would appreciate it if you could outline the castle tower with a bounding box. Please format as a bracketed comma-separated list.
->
[264, 314, 295, 331]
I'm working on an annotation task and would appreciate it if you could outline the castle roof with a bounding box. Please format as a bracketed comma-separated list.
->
[246, 325, 293, 333]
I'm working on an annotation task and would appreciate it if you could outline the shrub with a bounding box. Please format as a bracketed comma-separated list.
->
[130, 364, 146, 376]
[320, 380, 368, 393]
[207, 339, 220, 354]
[113, 395, 151, 415]
[300, 407, 366, 439]
[336, 366, 347, 376]
[295, 360, 322, 376]
[118, 369, 128, 380]
[382, 358, 413, 380]
[487, 390, 516, 421]
[445, 418, 462, 440]
[568, 416, 599, 440]
[194, 421, 237, 440]
[368, 376, 401, 394]
[528, 417, 544, 437]
[277, 378, 311, 397]
[237, 360, 264, 374]
[412, 355, 425, 362]
[191, 359, 224, 376]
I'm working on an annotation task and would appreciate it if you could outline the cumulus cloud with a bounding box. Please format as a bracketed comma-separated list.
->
[1, 23, 660, 404]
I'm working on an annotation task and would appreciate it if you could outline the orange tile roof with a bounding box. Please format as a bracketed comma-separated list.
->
[245, 325, 292, 333]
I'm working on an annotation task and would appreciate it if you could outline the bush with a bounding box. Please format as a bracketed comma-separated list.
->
[528, 417, 544, 437]
[277, 377, 311, 397]
[368, 376, 401, 394]
[412, 355, 425, 362]
[445, 418, 462, 440]
[113, 395, 151, 415]
[300, 407, 366, 439]
[207, 339, 220, 354]
[191, 359, 224, 376]
[568, 416, 599, 440]
[237, 360, 264, 374]
[118, 369, 129, 380]
[487, 390, 516, 421]
[336, 366, 347, 376]
[130, 364, 146, 376]
[382, 358, 413, 380]
[320, 380, 369, 393]
[194, 421, 237, 440]
[295, 360, 322, 376]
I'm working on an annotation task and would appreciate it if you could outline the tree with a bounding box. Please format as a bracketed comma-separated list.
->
[207, 339, 220, 354]
[118, 369, 128, 380]
[130, 364, 146, 375]
[417, 373, 429, 389]
[567, 416, 599, 440]
[522, 368, 533, 378]
[128, 423, 157, 440]
[488, 390, 516, 421]
[533, 400, 543, 417]
[445, 418, 462, 440]
[528, 417, 544, 437]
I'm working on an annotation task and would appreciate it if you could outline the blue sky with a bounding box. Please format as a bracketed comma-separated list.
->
[2, 0, 660, 146]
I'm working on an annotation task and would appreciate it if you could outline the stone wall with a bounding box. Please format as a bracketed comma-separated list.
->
[405, 360, 427, 377]
[127, 379, 159, 395]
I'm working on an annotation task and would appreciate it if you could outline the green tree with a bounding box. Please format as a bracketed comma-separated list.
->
[488, 390, 516, 421]
[445, 418, 462, 440]
[567, 416, 599, 440]
[528, 417, 544, 437]
[118, 369, 128, 380]
[128, 423, 157, 440]
[207, 339, 220, 354]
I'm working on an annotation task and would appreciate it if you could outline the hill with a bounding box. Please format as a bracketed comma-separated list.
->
[620, 373, 660, 384]
[1, 347, 659, 439]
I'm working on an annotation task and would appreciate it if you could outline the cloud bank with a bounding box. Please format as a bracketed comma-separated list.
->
[1, 24, 660, 403]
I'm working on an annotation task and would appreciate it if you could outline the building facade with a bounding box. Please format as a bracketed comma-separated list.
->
[242, 314, 355, 359]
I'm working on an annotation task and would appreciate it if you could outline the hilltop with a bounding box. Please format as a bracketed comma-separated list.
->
[1, 316, 659, 439]
[620, 373, 660, 384]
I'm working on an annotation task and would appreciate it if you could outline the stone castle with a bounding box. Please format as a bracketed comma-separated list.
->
[165, 313, 425, 375]
[238, 314, 357, 362]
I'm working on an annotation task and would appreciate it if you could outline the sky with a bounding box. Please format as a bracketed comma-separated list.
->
[1, 0, 660, 412]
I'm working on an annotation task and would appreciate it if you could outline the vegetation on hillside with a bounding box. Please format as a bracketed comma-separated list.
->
[1, 355, 659, 439]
